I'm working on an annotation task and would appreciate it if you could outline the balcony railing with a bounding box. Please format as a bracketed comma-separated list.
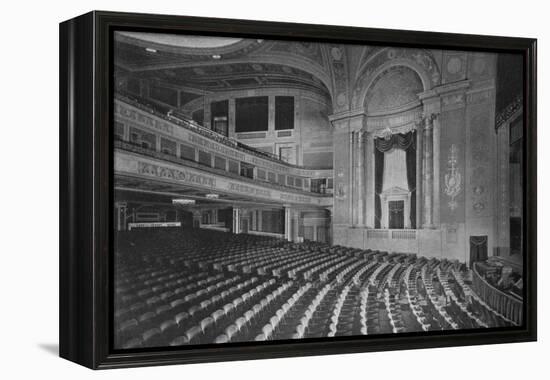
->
[116, 92, 331, 169]
[471, 262, 523, 325]
[115, 140, 330, 197]
[366, 229, 417, 240]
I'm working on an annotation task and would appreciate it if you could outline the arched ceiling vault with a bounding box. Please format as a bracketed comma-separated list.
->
[115, 34, 335, 107]
[114, 34, 442, 115]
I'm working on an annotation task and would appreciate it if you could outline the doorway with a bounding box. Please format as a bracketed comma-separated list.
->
[469, 235, 488, 267]
[388, 200, 404, 229]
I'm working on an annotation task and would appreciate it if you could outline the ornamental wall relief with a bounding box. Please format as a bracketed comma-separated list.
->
[328, 45, 350, 113]
[444, 144, 462, 211]
[469, 114, 491, 215]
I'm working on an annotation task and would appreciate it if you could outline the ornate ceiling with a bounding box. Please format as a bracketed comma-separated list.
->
[115, 32, 333, 103]
[115, 32, 443, 114]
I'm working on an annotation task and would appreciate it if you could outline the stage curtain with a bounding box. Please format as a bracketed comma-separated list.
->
[382, 148, 409, 192]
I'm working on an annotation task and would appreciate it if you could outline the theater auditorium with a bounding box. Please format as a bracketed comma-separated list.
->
[112, 32, 524, 349]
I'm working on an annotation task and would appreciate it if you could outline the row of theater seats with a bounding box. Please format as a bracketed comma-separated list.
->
[114, 228, 514, 349]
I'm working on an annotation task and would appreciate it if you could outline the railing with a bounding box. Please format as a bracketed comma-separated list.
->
[115, 140, 330, 197]
[391, 230, 417, 240]
[366, 229, 417, 240]
[247, 230, 285, 239]
[471, 262, 523, 325]
[116, 92, 328, 168]
[366, 230, 390, 239]
[200, 224, 230, 233]
[127, 222, 181, 230]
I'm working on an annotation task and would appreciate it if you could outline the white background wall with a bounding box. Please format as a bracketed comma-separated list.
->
[0, 0, 546, 378]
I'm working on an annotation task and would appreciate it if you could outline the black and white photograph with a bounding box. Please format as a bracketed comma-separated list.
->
[113, 31, 526, 349]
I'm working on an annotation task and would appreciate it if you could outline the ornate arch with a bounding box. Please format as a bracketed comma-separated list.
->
[351, 48, 441, 110]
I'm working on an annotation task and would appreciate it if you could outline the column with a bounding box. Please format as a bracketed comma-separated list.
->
[227, 98, 236, 138]
[123, 123, 130, 141]
[432, 114, 441, 227]
[268, 95, 275, 134]
[291, 209, 300, 242]
[228, 98, 236, 138]
[233, 208, 240, 234]
[284, 206, 291, 241]
[364, 132, 375, 228]
[349, 131, 355, 225]
[416, 119, 423, 229]
[496, 122, 510, 256]
[155, 135, 161, 153]
[356, 131, 364, 226]
[115, 202, 127, 231]
[423, 115, 434, 228]
[192, 210, 202, 229]
[204, 99, 212, 130]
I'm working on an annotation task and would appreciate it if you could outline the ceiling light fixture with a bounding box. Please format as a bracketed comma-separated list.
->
[211, 54, 221, 59]
[145, 47, 158, 53]
[205, 194, 219, 199]
[172, 199, 195, 205]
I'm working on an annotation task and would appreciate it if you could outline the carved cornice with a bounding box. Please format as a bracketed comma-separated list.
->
[496, 94, 523, 130]
[328, 109, 367, 131]
[419, 79, 471, 99]
[366, 106, 423, 131]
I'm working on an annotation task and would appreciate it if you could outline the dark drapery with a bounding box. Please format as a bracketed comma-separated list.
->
[374, 148, 384, 228]
[406, 131, 417, 229]
[374, 132, 415, 152]
[469, 236, 488, 268]
[374, 131, 416, 229]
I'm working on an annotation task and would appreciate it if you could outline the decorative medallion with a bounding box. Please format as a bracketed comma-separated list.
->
[446, 57, 462, 74]
[336, 93, 347, 106]
[473, 202, 486, 213]
[331, 47, 342, 61]
[472, 57, 487, 75]
[473, 185, 485, 195]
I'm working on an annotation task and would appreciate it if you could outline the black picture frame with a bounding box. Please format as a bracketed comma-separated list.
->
[59, 10, 537, 369]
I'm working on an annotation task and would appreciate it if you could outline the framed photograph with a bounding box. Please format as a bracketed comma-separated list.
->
[59, 11, 537, 369]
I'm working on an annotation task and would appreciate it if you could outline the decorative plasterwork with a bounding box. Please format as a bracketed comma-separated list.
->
[370, 123, 418, 140]
[444, 144, 462, 211]
[327, 44, 351, 113]
[364, 66, 424, 114]
[469, 113, 491, 217]
[496, 94, 523, 129]
[366, 106, 423, 133]
[328, 109, 366, 131]
[352, 48, 441, 109]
